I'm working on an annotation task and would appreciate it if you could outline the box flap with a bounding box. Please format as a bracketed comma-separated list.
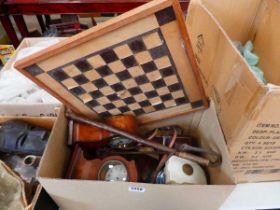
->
[200, 0, 262, 42]
[186, 0, 267, 141]
[14, 0, 207, 124]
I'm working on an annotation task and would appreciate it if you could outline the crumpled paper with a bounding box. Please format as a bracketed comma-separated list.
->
[0, 161, 27, 210]
[0, 39, 61, 104]
[234, 40, 267, 84]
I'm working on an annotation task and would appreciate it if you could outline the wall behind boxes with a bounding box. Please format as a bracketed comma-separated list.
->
[187, 0, 280, 183]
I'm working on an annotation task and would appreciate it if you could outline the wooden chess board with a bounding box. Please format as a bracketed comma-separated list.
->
[15, 0, 207, 123]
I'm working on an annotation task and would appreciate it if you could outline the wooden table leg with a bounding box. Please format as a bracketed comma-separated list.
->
[0, 15, 19, 47]
[36, 15, 46, 33]
[45, 15, 51, 28]
[13, 15, 29, 38]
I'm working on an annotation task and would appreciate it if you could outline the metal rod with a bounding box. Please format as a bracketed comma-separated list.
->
[66, 112, 215, 167]
[152, 129, 178, 183]
[97, 149, 166, 156]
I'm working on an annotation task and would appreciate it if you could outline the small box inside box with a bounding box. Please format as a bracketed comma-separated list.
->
[0, 116, 56, 209]
[37, 102, 235, 210]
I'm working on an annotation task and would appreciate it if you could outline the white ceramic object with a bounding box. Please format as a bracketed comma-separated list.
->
[164, 156, 207, 185]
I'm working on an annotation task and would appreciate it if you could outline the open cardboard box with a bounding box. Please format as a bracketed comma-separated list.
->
[186, 0, 280, 183]
[0, 38, 64, 117]
[36, 102, 237, 210]
[0, 115, 56, 210]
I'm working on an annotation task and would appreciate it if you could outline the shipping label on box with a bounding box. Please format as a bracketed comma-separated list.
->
[230, 92, 280, 182]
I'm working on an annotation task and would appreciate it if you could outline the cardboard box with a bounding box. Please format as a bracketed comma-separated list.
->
[0, 38, 64, 117]
[37, 102, 237, 210]
[21, 100, 279, 210]
[0, 115, 56, 210]
[220, 181, 280, 210]
[186, 0, 280, 182]
[0, 45, 15, 65]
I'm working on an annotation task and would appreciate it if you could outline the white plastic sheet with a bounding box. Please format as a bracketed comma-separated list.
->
[0, 39, 61, 104]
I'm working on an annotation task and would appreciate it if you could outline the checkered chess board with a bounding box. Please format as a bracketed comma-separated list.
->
[17, 4, 206, 122]
[28, 29, 189, 118]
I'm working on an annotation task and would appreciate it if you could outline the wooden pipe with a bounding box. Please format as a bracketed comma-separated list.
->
[66, 112, 220, 167]
[69, 114, 138, 146]
[74, 122, 112, 143]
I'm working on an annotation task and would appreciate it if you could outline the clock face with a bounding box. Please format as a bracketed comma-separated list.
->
[98, 160, 128, 182]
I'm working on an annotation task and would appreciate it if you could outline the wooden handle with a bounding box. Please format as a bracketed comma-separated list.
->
[175, 151, 210, 166]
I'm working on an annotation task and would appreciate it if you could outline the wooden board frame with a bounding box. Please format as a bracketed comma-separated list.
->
[15, 0, 208, 123]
